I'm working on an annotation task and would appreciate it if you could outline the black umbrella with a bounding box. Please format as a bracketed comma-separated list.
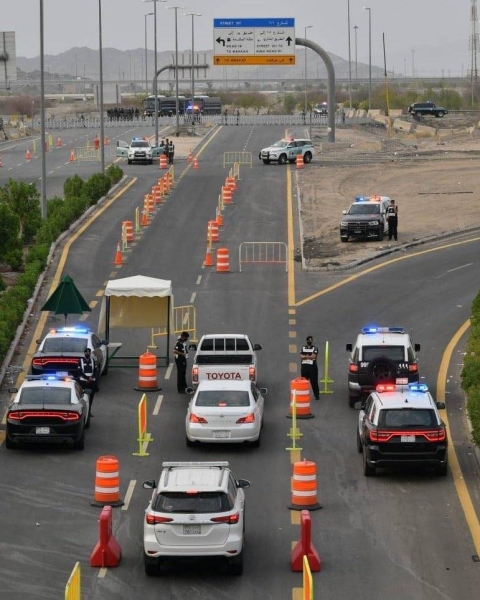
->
[41, 274, 91, 324]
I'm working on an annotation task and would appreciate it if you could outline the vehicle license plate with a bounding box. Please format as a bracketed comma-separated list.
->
[354, 230, 361, 234]
[401, 435, 415, 443]
[36, 427, 50, 435]
[183, 524, 201, 535]
[56, 371, 68, 377]
[396, 377, 408, 385]
[213, 430, 231, 439]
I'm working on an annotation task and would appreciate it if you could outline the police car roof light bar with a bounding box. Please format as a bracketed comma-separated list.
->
[408, 383, 429, 393]
[375, 384, 396, 393]
[361, 326, 405, 335]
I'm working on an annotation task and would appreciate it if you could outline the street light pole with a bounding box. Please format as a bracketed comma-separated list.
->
[144, 12, 154, 94]
[347, 0, 352, 109]
[98, 0, 105, 174]
[364, 7, 372, 111]
[353, 25, 359, 80]
[304, 26, 313, 114]
[168, 5, 184, 137]
[185, 12, 201, 114]
[39, 0, 47, 218]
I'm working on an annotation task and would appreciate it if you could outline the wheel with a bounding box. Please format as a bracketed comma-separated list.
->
[85, 408, 91, 430]
[227, 550, 243, 575]
[127, 159, 132, 165]
[357, 429, 363, 453]
[303, 152, 312, 164]
[436, 458, 448, 476]
[368, 356, 397, 384]
[377, 226, 384, 241]
[144, 555, 161, 576]
[149, 159, 153, 164]
[278, 154, 287, 165]
[262, 159, 271, 164]
[74, 432, 85, 450]
[341, 236, 348, 243]
[437, 112, 444, 117]
[186, 435, 195, 447]
[363, 450, 375, 476]
[349, 394, 357, 408]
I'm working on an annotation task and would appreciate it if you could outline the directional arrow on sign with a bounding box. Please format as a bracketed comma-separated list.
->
[286, 36, 293, 46]
[216, 37, 225, 46]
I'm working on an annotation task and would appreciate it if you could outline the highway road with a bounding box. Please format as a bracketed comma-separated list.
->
[1, 124, 480, 599]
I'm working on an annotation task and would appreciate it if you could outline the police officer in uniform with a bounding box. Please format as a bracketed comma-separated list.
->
[300, 335, 320, 400]
[387, 198, 398, 241]
[78, 348, 98, 413]
[174, 331, 190, 393]
[168, 140, 175, 164]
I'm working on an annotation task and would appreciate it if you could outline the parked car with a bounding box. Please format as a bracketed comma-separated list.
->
[407, 101, 447, 118]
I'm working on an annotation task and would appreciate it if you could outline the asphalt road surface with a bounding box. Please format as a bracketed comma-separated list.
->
[1, 123, 480, 599]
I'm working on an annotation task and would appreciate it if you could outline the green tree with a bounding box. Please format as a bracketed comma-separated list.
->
[283, 94, 296, 114]
[0, 204, 21, 259]
[0, 179, 42, 244]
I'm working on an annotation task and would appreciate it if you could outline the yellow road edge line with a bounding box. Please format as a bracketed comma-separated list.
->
[437, 318, 480, 556]
[296, 235, 480, 308]
[287, 167, 296, 307]
[20, 177, 138, 386]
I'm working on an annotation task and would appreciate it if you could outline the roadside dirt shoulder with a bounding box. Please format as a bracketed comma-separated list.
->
[298, 122, 480, 269]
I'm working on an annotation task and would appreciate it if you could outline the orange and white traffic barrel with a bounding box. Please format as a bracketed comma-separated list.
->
[296, 153, 305, 170]
[122, 220, 134, 243]
[152, 185, 163, 204]
[222, 186, 232, 205]
[288, 459, 322, 511]
[134, 351, 161, 391]
[159, 153, 168, 169]
[216, 248, 230, 273]
[91, 455, 124, 507]
[289, 377, 314, 419]
[207, 220, 219, 243]
[226, 175, 237, 192]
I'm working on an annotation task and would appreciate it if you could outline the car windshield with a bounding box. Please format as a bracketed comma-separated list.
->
[153, 491, 233, 513]
[196, 391, 250, 407]
[378, 409, 437, 428]
[348, 204, 380, 215]
[131, 141, 149, 148]
[271, 140, 290, 148]
[42, 337, 87, 353]
[18, 386, 72, 405]
[362, 346, 405, 361]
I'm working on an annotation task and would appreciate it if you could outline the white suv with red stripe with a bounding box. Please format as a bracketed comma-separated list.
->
[142, 461, 250, 575]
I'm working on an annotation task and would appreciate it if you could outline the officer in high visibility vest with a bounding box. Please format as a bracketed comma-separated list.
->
[387, 198, 398, 241]
[174, 331, 190, 394]
[78, 348, 98, 412]
[300, 335, 320, 400]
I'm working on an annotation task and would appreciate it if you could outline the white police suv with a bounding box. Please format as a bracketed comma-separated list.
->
[356, 383, 448, 476]
[346, 326, 421, 407]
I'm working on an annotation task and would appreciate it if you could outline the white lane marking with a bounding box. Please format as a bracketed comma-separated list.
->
[190, 292, 196, 304]
[122, 479, 136, 511]
[153, 394, 163, 415]
[98, 568, 108, 578]
[447, 263, 473, 273]
[165, 362, 173, 380]
[196, 275, 202, 285]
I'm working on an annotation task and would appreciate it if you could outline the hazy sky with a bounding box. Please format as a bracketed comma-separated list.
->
[2, 0, 474, 75]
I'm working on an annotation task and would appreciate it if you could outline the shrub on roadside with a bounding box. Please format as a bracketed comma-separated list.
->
[83, 173, 111, 205]
[462, 289, 480, 447]
[106, 164, 123, 185]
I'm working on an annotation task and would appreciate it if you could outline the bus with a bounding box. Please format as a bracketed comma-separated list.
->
[142, 95, 166, 117]
[185, 96, 222, 116]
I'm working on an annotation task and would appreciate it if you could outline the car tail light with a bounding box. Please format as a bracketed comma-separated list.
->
[192, 367, 198, 383]
[349, 364, 358, 373]
[32, 357, 79, 366]
[211, 512, 240, 525]
[424, 428, 446, 442]
[8, 411, 80, 421]
[145, 513, 174, 525]
[189, 413, 208, 424]
[376, 384, 396, 393]
[409, 364, 418, 373]
[369, 429, 392, 442]
[236, 412, 255, 424]
[370, 429, 446, 443]
[249, 367, 256, 382]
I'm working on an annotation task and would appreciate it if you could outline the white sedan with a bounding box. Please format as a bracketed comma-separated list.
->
[186, 380, 267, 447]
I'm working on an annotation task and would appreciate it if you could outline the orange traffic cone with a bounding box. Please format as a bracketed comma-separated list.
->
[104, 135, 109, 145]
[25, 148, 31, 160]
[114, 241, 123, 266]
[70, 148, 75, 162]
[141, 210, 149, 227]
[204, 246, 214, 267]
[193, 156, 199, 169]
[56, 137, 63, 147]
[187, 151, 193, 163]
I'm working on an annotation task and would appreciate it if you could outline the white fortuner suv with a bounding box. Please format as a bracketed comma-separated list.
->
[259, 138, 314, 165]
[143, 461, 250, 575]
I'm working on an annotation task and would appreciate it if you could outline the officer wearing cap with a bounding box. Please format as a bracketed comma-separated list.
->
[174, 332, 190, 394]
[300, 336, 320, 400]
[78, 348, 98, 411]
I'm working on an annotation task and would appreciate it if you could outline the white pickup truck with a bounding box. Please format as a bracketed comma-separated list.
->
[190, 334, 262, 387]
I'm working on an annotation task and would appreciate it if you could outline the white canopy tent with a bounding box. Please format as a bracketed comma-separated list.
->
[98, 275, 173, 368]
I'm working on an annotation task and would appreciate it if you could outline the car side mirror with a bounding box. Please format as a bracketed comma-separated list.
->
[188, 343, 197, 351]
[346, 343, 353, 352]
[342, 210, 347, 215]
[253, 344, 262, 351]
[259, 387, 268, 394]
[354, 401, 364, 410]
[237, 479, 251, 489]
[436, 402, 446, 410]
[8, 387, 18, 394]
[415, 343, 421, 352]
[185, 387, 195, 395]
[142, 480, 156, 490]
[36, 339, 41, 344]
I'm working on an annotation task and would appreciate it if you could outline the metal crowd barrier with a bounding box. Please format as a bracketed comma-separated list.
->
[239, 242, 289, 272]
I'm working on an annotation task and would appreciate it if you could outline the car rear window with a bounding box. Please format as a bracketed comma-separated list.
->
[348, 204, 380, 215]
[362, 346, 405, 361]
[18, 387, 72, 405]
[43, 338, 86, 353]
[196, 390, 250, 407]
[153, 491, 233, 513]
[378, 408, 437, 428]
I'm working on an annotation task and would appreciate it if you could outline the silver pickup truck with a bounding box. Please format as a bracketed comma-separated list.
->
[190, 334, 262, 387]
